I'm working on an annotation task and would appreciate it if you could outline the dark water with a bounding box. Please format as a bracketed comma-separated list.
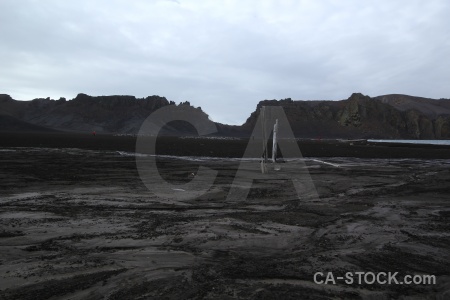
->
[369, 139, 450, 146]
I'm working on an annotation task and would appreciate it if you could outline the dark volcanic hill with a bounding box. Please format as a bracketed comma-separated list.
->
[0, 93, 226, 136]
[1, 92, 450, 139]
[242, 93, 450, 139]
[0, 114, 59, 132]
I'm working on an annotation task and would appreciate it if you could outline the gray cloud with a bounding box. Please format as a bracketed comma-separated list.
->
[1, 0, 449, 124]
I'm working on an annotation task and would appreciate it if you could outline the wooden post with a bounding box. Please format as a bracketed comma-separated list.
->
[260, 106, 268, 174]
[272, 119, 278, 163]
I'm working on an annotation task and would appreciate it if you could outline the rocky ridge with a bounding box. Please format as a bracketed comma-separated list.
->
[1, 93, 449, 139]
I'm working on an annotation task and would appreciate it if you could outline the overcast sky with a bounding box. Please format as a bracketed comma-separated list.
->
[1, 0, 449, 124]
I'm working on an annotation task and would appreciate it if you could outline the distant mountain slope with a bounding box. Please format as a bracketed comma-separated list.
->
[0, 93, 214, 135]
[374, 94, 450, 118]
[1, 92, 450, 139]
[0, 114, 58, 132]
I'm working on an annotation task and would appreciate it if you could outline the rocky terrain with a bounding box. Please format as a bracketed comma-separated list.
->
[0, 147, 449, 299]
[0, 94, 218, 136]
[242, 93, 450, 139]
[1, 92, 450, 139]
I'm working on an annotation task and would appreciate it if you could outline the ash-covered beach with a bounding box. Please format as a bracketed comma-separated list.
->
[1, 133, 450, 299]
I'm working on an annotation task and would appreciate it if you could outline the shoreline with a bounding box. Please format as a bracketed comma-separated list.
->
[1, 131, 450, 159]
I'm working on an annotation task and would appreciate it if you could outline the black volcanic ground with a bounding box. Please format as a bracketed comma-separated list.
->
[1, 141, 449, 299]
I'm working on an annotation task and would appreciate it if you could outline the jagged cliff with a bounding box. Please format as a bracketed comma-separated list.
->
[0, 93, 212, 135]
[1, 92, 450, 138]
[242, 93, 450, 139]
